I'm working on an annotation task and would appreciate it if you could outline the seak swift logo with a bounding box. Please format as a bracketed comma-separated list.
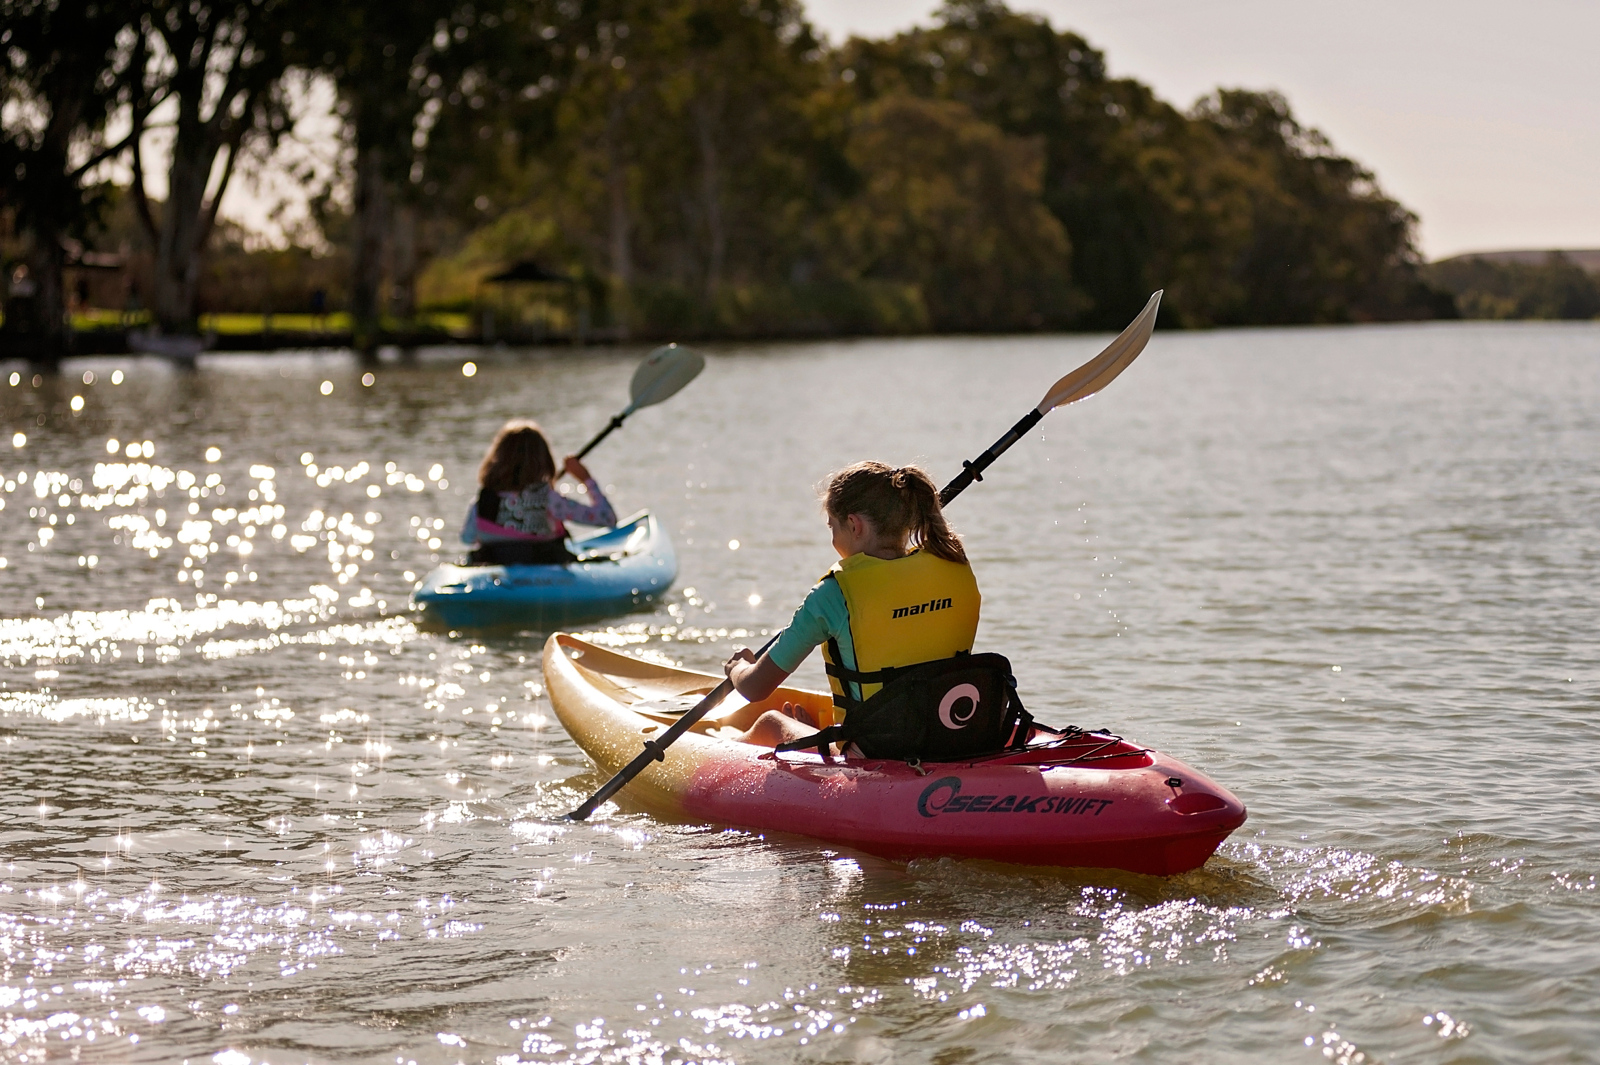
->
[937, 683, 981, 730]
[916, 775, 1115, 819]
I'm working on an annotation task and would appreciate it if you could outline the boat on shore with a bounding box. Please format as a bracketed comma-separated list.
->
[412, 511, 676, 631]
[542, 633, 1247, 875]
[127, 329, 211, 360]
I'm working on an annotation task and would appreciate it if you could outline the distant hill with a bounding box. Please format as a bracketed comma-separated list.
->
[1423, 250, 1600, 320]
[1433, 249, 1600, 272]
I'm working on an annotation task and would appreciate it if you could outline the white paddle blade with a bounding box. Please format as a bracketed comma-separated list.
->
[629, 343, 705, 410]
[1035, 290, 1163, 413]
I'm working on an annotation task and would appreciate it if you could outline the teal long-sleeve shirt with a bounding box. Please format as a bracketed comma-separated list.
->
[768, 575, 856, 683]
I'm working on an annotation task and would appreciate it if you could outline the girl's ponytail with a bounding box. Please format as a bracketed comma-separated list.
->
[824, 461, 967, 564]
[896, 466, 967, 564]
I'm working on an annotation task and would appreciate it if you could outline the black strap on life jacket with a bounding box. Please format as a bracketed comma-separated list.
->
[467, 539, 576, 566]
[476, 486, 501, 525]
[777, 649, 1035, 763]
[820, 636, 919, 713]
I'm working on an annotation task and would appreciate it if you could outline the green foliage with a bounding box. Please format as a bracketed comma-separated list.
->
[631, 279, 928, 337]
[838, 2, 1443, 328]
[5, 0, 1468, 341]
[1426, 254, 1600, 320]
[1183, 90, 1450, 325]
[0, 0, 129, 348]
[424, 0, 1437, 334]
[417, 205, 569, 309]
[830, 94, 1079, 331]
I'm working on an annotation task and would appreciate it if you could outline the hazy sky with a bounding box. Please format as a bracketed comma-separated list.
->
[805, 0, 1600, 258]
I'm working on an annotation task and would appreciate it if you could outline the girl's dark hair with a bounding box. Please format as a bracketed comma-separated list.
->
[823, 461, 967, 564]
[478, 420, 557, 492]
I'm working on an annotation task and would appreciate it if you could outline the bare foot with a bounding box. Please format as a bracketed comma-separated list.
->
[736, 708, 819, 748]
[779, 701, 817, 728]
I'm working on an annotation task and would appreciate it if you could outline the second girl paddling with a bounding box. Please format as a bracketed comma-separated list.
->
[461, 419, 617, 565]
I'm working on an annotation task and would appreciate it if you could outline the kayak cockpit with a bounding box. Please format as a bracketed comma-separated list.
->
[552, 634, 1151, 768]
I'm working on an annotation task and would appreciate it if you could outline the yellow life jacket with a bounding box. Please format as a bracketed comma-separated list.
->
[821, 549, 980, 710]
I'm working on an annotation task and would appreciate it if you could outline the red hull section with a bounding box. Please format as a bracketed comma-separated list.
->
[680, 743, 1245, 876]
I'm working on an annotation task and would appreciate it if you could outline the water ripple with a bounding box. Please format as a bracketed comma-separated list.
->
[3, 327, 1599, 1061]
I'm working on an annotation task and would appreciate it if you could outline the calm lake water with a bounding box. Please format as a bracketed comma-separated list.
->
[1, 320, 1597, 1063]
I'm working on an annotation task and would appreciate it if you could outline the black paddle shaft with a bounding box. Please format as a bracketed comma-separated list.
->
[938, 408, 1044, 506]
[575, 413, 628, 460]
[566, 635, 778, 821]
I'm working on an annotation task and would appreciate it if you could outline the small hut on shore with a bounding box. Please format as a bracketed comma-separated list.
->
[478, 261, 587, 342]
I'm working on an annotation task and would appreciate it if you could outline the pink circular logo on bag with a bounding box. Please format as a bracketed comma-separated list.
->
[938, 683, 982, 729]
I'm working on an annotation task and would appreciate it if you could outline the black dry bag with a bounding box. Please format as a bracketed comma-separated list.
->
[776, 650, 1031, 762]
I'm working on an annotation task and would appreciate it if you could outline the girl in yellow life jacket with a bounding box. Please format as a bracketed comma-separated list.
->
[725, 461, 979, 748]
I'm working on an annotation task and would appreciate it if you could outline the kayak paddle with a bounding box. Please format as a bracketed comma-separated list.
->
[565, 291, 1163, 821]
[564, 638, 775, 821]
[938, 290, 1161, 505]
[574, 343, 706, 459]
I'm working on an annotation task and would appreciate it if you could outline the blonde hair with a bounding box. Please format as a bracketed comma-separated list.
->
[478, 420, 557, 492]
[823, 461, 967, 564]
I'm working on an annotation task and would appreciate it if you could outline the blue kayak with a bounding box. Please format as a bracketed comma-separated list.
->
[411, 511, 677, 631]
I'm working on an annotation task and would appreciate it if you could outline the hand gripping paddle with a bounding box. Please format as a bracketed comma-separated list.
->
[565, 292, 1162, 820]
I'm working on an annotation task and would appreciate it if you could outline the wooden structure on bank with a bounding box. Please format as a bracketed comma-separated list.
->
[478, 260, 590, 343]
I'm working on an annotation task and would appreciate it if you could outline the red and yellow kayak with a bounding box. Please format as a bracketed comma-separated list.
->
[542, 633, 1246, 875]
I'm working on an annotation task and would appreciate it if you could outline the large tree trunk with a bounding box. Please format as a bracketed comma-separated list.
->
[152, 138, 217, 334]
[128, 6, 282, 339]
[389, 201, 418, 325]
[351, 142, 390, 351]
[12, 230, 68, 362]
[3, 2, 131, 362]
[9, 102, 83, 360]
[605, 98, 633, 338]
[692, 100, 725, 297]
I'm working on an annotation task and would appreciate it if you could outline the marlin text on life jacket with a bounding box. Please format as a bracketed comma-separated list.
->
[892, 597, 954, 619]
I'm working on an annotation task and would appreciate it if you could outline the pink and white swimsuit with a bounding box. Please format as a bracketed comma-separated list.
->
[460, 480, 617, 545]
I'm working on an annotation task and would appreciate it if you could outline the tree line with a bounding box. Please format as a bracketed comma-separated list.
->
[1425, 253, 1600, 321]
[2, 0, 1459, 355]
